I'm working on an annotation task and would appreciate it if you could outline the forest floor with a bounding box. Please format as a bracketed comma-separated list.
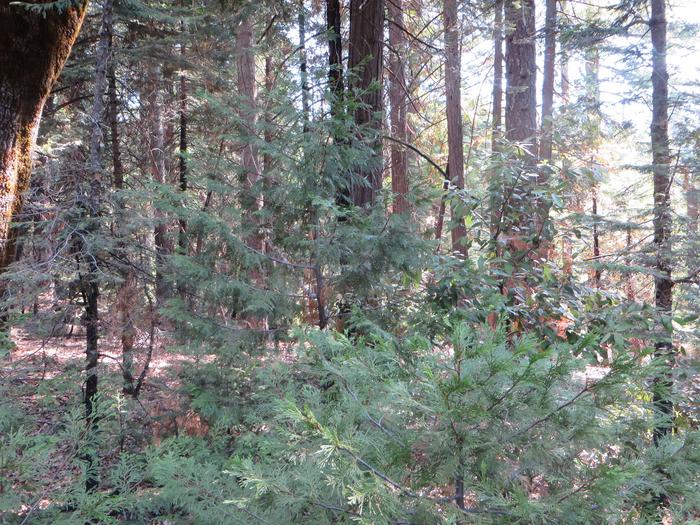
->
[2, 324, 211, 514]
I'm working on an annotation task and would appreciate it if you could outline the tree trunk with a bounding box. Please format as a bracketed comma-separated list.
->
[348, 0, 384, 207]
[107, 20, 137, 395]
[264, 56, 275, 176]
[237, 19, 262, 250]
[684, 140, 698, 270]
[504, 0, 537, 253]
[539, 0, 556, 166]
[299, 0, 310, 132]
[625, 225, 635, 300]
[650, 0, 673, 447]
[560, 0, 570, 105]
[327, 0, 343, 114]
[83, 0, 112, 491]
[505, 0, 537, 155]
[388, 0, 409, 215]
[560, 0, 572, 274]
[591, 191, 601, 288]
[0, 0, 86, 285]
[178, 27, 188, 256]
[443, 0, 468, 256]
[584, 47, 602, 288]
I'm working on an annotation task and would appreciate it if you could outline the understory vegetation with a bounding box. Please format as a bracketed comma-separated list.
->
[1, 0, 699, 523]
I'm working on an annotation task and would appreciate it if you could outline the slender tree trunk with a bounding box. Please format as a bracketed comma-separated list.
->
[650, 0, 673, 447]
[264, 56, 275, 175]
[560, 0, 570, 105]
[0, 0, 86, 291]
[560, 0, 573, 274]
[83, 0, 112, 491]
[684, 145, 698, 270]
[539, 0, 556, 166]
[592, 190, 601, 288]
[537, 0, 556, 260]
[443, 0, 467, 256]
[237, 18, 267, 328]
[108, 23, 137, 395]
[237, 19, 262, 249]
[348, 0, 384, 207]
[388, 0, 409, 215]
[178, 28, 188, 256]
[585, 48, 602, 288]
[327, 0, 343, 114]
[299, 0, 310, 132]
[625, 225, 635, 300]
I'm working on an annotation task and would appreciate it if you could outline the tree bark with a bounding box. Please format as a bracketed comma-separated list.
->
[505, 0, 537, 155]
[560, 0, 570, 105]
[504, 0, 537, 253]
[584, 47, 602, 287]
[178, 25, 188, 256]
[107, 18, 138, 395]
[0, 0, 87, 286]
[591, 191, 601, 288]
[492, 0, 503, 149]
[299, 0, 310, 132]
[388, 0, 409, 215]
[327, 0, 343, 114]
[539, 0, 556, 166]
[443, 0, 468, 256]
[237, 18, 262, 250]
[348, 0, 384, 207]
[83, 0, 112, 491]
[650, 0, 673, 446]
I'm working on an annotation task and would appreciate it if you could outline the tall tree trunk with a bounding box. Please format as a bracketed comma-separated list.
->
[584, 47, 602, 287]
[539, 0, 556, 165]
[443, 0, 467, 256]
[264, 56, 275, 176]
[327, 0, 343, 115]
[625, 225, 635, 300]
[560, 0, 573, 274]
[504, 0, 537, 255]
[650, 0, 673, 447]
[388, 0, 409, 215]
[108, 21, 137, 395]
[237, 19, 262, 250]
[299, 0, 310, 132]
[684, 139, 699, 270]
[591, 190, 601, 288]
[237, 18, 266, 328]
[505, 0, 537, 157]
[560, 0, 570, 105]
[348, 0, 384, 207]
[178, 27, 188, 256]
[83, 0, 112, 491]
[0, 0, 86, 290]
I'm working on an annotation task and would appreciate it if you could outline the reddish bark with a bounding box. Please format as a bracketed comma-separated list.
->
[443, 0, 467, 256]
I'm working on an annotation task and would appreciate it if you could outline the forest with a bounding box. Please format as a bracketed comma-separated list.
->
[0, 0, 699, 523]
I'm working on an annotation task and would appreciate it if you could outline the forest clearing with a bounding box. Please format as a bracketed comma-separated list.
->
[1, 0, 700, 523]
